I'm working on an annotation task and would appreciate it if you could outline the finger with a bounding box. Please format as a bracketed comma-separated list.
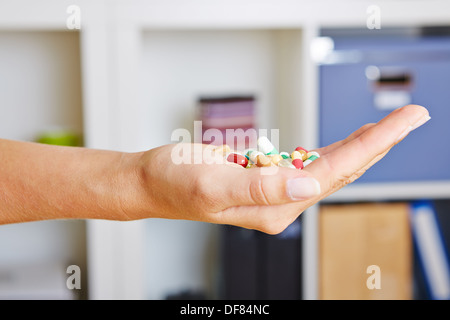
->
[303, 104, 430, 193]
[315, 123, 376, 156]
[218, 166, 321, 208]
[311, 148, 391, 203]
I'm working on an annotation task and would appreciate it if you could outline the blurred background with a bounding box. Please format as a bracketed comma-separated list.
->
[0, 0, 449, 300]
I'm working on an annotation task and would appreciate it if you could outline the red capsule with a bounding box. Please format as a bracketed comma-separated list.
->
[295, 146, 309, 153]
[292, 158, 304, 169]
[227, 153, 248, 168]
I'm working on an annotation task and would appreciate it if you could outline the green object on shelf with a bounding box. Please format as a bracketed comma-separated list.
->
[36, 130, 82, 147]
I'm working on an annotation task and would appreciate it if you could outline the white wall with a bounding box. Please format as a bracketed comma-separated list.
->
[0, 31, 83, 142]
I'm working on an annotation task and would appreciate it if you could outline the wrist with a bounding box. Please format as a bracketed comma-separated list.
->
[73, 149, 151, 222]
[112, 150, 152, 221]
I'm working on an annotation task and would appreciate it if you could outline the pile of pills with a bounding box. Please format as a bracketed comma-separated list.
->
[213, 136, 320, 170]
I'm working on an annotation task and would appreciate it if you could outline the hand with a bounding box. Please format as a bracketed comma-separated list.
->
[129, 104, 430, 234]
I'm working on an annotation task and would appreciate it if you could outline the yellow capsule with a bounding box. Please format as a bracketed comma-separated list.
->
[270, 154, 283, 165]
[213, 144, 231, 156]
[299, 150, 308, 161]
[256, 154, 272, 167]
[291, 150, 302, 160]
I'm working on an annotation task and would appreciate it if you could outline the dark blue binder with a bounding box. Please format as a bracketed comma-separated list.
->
[410, 200, 450, 300]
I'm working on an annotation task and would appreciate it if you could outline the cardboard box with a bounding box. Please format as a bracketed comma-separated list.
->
[319, 202, 412, 300]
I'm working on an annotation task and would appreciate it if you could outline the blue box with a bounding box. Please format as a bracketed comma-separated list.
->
[319, 34, 450, 183]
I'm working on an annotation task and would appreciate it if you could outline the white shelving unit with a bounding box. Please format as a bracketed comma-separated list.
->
[0, 28, 86, 299]
[1, 0, 450, 300]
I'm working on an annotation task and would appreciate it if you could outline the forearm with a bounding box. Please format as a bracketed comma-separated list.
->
[0, 138, 145, 224]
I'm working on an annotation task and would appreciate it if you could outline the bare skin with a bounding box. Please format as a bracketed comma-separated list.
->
[0, 104, 430, 234]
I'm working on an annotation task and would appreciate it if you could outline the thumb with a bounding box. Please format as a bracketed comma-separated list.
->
[223, 166, 322, 207]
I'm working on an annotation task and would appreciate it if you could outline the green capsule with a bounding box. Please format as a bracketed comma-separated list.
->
[257, 136, 279, 155]
[308, 155, 319, 161]
[280, 152, 290, 159]
[245, 148, 256, 157]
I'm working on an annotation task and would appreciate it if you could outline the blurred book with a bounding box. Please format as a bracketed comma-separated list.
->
[410, 200, 450, 300]
[198, 95, 257, 151]
[319, 202, 412, 300]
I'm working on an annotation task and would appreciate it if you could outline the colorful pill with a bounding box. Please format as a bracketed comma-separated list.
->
[291, 150, 302, 160]
[257, 136, 279, 155]
[256, 154, 272, 167]
[303, 159, 312, 167]
[279, 152, 290, 159]
[295, 146, 309, 154]
[270, 154, 283, 165]
[219, 138, 316, 171]
[299, 150, 308, 161]
[244, 148, 257, 157]
[277, 158, 296, 169]
[292, 158, 304, 169]
[307, 151, 320, 159]
[248, 150, 263, 163]
[227, 153, 248, 168]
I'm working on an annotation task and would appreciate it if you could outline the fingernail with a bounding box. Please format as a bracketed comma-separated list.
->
[395, 125, 413, 143]
[286, 177, 321, 200]
[396, 115, 431, 143]
[411, 115, 431, 131]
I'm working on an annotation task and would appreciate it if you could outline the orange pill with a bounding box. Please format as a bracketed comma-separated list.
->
[256, 154, 272, 167]
[270, 154, 283, 165]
